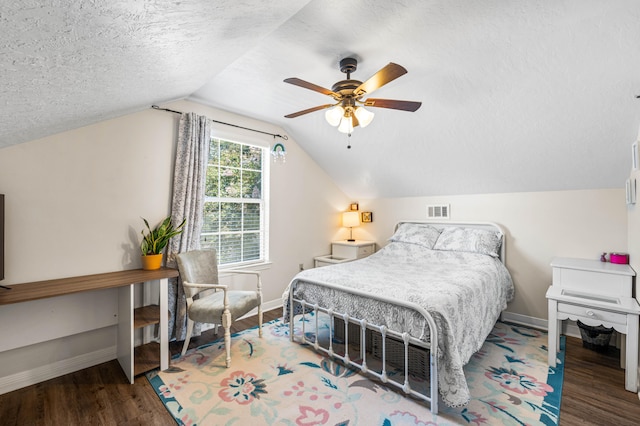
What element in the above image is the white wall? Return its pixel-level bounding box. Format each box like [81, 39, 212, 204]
[0, 100, 350, 391]
[357, 189, 627, 321]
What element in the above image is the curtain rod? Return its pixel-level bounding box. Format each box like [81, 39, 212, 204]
[151, 105, 288, 140]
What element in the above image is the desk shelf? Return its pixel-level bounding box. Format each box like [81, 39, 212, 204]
[0, 268, 178, 385]
[134, 304, 160, 329]
[134, 342, 161, 376]
[132, 304, 168, 376]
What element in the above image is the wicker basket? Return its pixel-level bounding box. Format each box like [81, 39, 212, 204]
[333, 317, 429, 378]
[577, 320, 614, 353]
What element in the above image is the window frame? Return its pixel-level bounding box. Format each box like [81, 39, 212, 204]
[200, 136, 270, 268]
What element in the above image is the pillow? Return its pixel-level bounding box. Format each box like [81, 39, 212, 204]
[388, 223, 442, 249]
[433, 227, 502, 258]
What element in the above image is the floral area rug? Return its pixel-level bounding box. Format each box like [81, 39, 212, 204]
[147, 315, 565, 425]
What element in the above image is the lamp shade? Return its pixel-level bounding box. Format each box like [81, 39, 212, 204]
[337, 115, 354, 134]
[325, 106, 344, 127]
[342, 211, 360, 228]
[354, 107, 375, 127]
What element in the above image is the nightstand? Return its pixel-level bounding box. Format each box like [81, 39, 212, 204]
[314, 240, 376, 268]
[546, 257, 640, 392]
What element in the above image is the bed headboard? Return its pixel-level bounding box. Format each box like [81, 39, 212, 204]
[394, 220, 507, 264]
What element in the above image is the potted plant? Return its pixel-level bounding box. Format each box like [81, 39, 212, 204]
[140, 215, 186, 270]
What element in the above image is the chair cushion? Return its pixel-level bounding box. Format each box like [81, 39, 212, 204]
[188, 290, 260, 324]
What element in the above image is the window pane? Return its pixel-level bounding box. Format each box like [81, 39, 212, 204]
[220, 167, 240, 198]
[220, 233, 242, 264]
[242, 145, 262, 170]
[200, 233, 218, 251]
[220, 140, 241, 167]
[202, 202, 219, 233]
[220, 202, 242, 232]
[243, 203, 261, 231]
[205, 165, 219, 197]
[209, 139, 219, 165]
[242, 170, 261, 199]
[243, 232, 261, 261]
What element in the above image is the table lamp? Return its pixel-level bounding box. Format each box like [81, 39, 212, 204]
[342, 211, 360, 242]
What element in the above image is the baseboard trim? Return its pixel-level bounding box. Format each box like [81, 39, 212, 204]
[237, 298, 282, 321]
[501, 311, 594, 339]
[501, 311, 547, 330]
[0, 346, 116, 395]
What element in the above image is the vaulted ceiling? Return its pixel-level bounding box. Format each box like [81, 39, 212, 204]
[2, 1, 640, 198]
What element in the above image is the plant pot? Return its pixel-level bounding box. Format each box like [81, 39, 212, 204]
[141, 254, 163, 270]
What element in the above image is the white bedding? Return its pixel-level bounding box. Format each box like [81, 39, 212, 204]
[283, 240, 514, 407]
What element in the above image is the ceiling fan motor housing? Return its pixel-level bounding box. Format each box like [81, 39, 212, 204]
[339, 57, 358, 75]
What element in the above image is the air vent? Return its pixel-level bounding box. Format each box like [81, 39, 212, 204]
[427, 204, 450, 219]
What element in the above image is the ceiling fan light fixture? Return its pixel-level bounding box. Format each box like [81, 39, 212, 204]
[337, 115, 353, 134]
[354, 106, 374, 128]
[325, 105, 344, 126]
[284, 57, 421, 140]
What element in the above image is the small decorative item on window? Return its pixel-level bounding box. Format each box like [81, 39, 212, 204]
[271, 143, 286, 163]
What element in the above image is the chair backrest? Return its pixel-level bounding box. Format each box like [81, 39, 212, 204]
[175, 250, 219, 299]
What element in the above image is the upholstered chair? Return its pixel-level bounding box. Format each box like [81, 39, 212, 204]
[175, 249, 262, 367]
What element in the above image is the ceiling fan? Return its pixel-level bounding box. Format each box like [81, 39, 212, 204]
[283, 57, 422, 135]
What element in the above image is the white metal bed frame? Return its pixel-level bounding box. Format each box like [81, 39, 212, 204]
[287, 221, 507, 415]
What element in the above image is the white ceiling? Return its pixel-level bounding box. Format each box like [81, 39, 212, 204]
[2, 0, 640, 199]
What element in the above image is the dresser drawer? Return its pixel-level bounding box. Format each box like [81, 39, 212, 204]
[331, 241, 375, 260]
[557, 302, 626, 326]
[356, 244, 374, 257]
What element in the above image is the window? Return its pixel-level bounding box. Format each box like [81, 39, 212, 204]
[200, 138, 268, 266]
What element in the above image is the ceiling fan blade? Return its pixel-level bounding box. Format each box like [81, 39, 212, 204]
[284, 78, 338, 97]
[353, 63, 408, 96]
[362, 98, 422, 112]
[284, 104, 334, 118]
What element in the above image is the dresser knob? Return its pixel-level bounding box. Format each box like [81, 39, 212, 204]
[586, 310, 595, 316]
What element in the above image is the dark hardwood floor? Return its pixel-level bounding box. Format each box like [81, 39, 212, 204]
[1, 310, 638, 425]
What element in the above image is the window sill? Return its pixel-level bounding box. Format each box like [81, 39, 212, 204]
[219, 261, 272, 276]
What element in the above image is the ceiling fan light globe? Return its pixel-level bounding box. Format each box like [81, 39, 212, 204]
[354, 107, 374, 127]
[325, 106, 344, 126]
[338, 116, 353, 134]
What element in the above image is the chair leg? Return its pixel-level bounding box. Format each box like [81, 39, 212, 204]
[181, 318, 195, 356]
[222, 309, 232, 367]
[258, 304, 263, 338]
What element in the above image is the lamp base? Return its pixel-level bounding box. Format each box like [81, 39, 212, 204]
[347, 239, 355, 242]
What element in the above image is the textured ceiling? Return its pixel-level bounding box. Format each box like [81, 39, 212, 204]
[2, 0, 640, 199]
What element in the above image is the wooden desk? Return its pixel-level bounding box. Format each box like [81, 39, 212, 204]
[0, 268, 178, 383]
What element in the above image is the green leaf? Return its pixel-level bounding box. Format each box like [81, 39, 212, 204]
[139, 215, 187, 255]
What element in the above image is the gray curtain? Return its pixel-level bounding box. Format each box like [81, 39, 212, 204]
[167, 112, 211, 341]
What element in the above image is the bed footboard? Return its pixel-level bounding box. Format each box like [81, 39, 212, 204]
[288, 280, 440, 414]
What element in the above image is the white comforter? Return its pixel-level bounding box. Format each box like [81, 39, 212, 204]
[283, 241, 514, 407]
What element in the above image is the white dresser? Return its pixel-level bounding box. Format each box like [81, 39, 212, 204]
[546, 257, 640, 392]
[314, 240, 375, 267]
